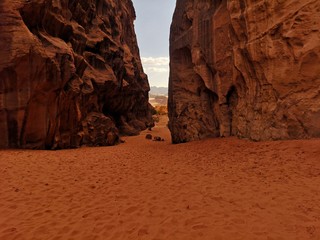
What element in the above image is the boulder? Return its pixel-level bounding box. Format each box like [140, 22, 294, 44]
[145, 134, 152, 140]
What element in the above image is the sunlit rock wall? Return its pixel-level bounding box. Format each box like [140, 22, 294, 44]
[169, 0, 320, 143]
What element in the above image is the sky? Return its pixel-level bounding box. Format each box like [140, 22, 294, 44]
[131, 0, 176, 87]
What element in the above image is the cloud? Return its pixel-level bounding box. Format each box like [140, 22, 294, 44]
[147, 71, 169, 87]
[140, 57, 169, 87]
[141, 57, 169, 73]
[145, 67, 168, 73]
[141, 57, 169, 66]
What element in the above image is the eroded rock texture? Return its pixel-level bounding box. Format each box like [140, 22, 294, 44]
[169, 0, 320, 143]
[0, 0, 153, 149]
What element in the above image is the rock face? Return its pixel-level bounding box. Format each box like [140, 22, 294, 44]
[0, 0, 153, 149]
[169, 0, 320, 143]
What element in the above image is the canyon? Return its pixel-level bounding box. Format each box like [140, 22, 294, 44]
[169, 0, 320, 143]
[1, 1, 320, 239]
[0, 0, 153, 149]
[1, 0, 319, 148]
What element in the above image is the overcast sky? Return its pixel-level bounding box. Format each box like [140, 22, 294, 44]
[131, 0, 176, 87]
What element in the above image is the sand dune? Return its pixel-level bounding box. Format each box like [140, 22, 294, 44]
[0, 116, 320, 240]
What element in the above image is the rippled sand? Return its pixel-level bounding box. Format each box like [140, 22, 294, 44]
[1, 116, 320, 240]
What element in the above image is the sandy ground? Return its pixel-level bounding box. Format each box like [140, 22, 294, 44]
[0, 116, 320, 240]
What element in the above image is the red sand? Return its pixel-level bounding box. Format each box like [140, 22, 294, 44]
[1, 117, 320, 240]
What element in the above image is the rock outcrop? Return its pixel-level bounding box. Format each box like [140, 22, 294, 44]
[0, 0, 153, 149]
[169, 0, 320, 143]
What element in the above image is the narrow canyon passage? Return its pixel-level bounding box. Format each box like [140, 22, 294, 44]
[0, 117, 320, 240]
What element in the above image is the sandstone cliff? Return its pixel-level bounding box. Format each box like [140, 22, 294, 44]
[0, 0, 153, 149]
[169, 0, 320, 143]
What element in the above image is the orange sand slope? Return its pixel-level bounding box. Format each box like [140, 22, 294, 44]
[1, 117, 320, 240]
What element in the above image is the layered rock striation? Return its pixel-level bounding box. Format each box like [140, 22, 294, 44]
[0, 0, 153, 149]
[169, 0, 320, 143]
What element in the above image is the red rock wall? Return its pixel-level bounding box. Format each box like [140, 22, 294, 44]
[0, 0, 153, 149]
[169, 0, 320, 143]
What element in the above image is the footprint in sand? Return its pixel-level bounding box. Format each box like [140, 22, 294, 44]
[125, 206, 139, 214]
[192, 223, 208, 230]
[138, 227, 149, 236]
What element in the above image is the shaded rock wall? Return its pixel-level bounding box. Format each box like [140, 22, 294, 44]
[169, 0, 320, 143]
[0, 0, 153, 149]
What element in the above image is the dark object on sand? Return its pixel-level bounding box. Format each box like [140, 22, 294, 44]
[146, 134, 152, 140]
[153, 136, 164, 141]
